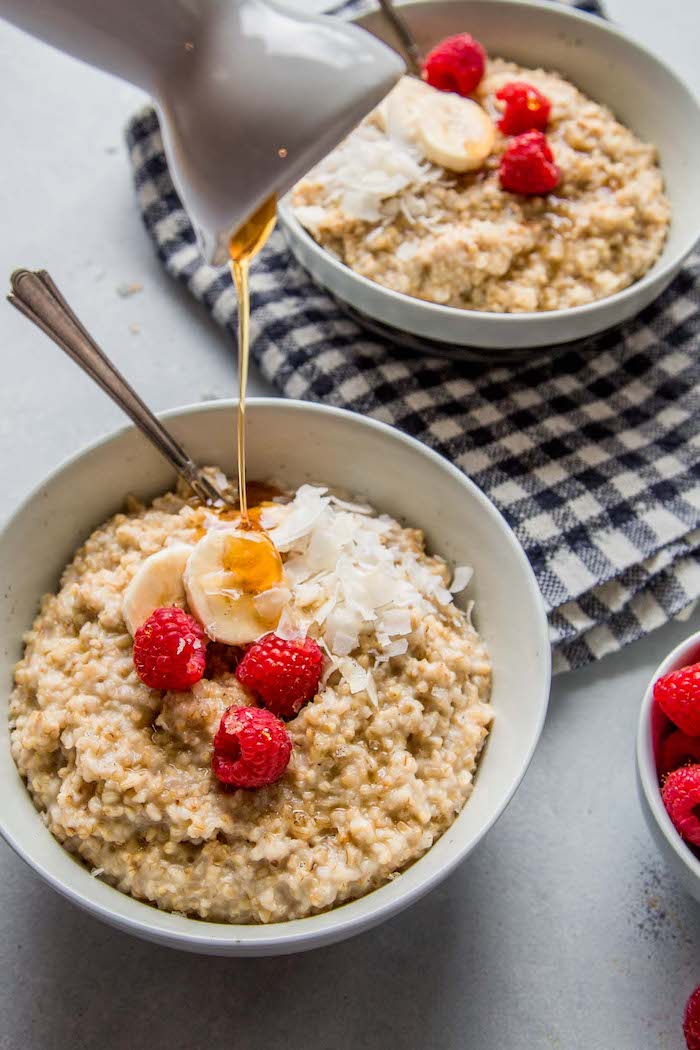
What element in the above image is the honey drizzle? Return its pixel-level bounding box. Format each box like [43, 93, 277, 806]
[229, 195, 277, 524]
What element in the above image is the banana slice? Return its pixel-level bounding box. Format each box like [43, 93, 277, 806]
[415, 91, 495, 172]
[377, 75, 494, 173]
[122, 543, 193, 635]
[377, 76, 436, 142]
[184, 528, 290, 645]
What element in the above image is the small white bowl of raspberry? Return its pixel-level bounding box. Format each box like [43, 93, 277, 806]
[637, 630, 700, 905]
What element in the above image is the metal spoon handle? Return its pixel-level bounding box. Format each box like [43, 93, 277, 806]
[8, 269, 227, 506]
[377, 0, 422, 77]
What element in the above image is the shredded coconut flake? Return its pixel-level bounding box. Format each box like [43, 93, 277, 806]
[338, 659, 369, 694]
[265, 485, 328, 550]
[329, 494, 374, 515]
[263, 487, 470, 684]
[292, 122, 441, 229]
[378, 608, 412, 637]
[382, 638, 409, 660]
[396, 241, 419, 261]
[450, 565, 473, 593]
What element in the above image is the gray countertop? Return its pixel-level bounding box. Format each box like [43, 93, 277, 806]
[1, 2, 699, 1047]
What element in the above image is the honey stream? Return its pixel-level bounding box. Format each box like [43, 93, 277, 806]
[229, 195, 277, 524]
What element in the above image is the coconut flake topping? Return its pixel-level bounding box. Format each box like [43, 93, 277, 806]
[292, 120, 442, 228]
[256, 486, 473, 699]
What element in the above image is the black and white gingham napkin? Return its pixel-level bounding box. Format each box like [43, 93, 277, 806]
[125, 0, 700, 673]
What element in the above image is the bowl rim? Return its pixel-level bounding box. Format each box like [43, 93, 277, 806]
[0, 397, 551, 951]
[636, 629, 700, 884]
[278, 0, 700, 327]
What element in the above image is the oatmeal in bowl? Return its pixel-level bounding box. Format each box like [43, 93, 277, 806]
[279, 0, 700, 351]
[10, 478, 492, 924]
[291, 47, 670, 314]
[0, 400, 549, 952]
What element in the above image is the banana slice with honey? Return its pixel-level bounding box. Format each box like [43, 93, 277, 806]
[415, 90, 495, 172]
[380, 76, 494, 173]
[123, 543, 193, 635]
[184, 528, 290, 646]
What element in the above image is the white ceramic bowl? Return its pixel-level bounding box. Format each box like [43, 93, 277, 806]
[0, 400, 550, 954]
[636, 630, 700, 905]
[278, 0, 700, 353]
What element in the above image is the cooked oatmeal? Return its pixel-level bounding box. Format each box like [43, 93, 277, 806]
[10, 480, 492, 924]
[291, 60, 671, 313]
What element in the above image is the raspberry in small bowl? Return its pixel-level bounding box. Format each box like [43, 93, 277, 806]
[637, 630, 700, 905]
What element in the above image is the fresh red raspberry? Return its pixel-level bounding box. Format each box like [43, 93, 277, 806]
[654, 663, 700, 736]
[496, 81, 551, 135]
[499, 130, 560, 195]
[685, 987, 700, 1050]
[422, 33, 486, 97]
[212, 705, 291, 788]
[133, 607, 207, 690]
[236, 633, 324, 718]
[662, 765, 700, 847]
[658, 730, 700, 779]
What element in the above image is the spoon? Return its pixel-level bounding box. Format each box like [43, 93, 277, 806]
[7, 268, 231, 507]
[377, 0, 422, 78]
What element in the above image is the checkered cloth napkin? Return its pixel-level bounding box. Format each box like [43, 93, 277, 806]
[125, 0, 700, 673]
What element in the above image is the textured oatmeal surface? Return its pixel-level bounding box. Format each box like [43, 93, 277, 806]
[10, 484, 492, 924]
[292, 60, 670, 313]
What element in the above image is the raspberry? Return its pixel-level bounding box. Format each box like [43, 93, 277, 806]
[658, 730, 700, 779]
[133, 607, 207, 690]
[236, 633, 324, 718]
[496, 81, 551, 135]
[661, 765, 700, 847]
[212, 705, 291, 788]
[654, 663, 700, 736]
[422, 33, 486, 97]
[499, 130, 560, 195]
[685, 987, 700, 1050]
